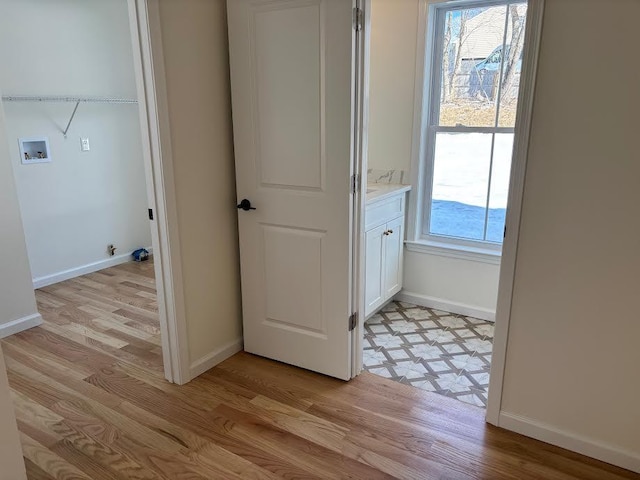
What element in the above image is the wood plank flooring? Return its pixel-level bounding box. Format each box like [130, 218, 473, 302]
[2, 261, 638, 479]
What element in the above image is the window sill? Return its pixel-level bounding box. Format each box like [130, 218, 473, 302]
[405, 240, 502, 265]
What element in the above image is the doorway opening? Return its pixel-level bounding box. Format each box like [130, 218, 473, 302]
[0, 0, 168, 380]
[361, 0, 530, 408]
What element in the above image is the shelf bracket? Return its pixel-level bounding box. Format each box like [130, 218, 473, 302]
[62, 101, 80, 138]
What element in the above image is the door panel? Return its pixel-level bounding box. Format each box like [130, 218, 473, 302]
[263, 225, 324, 334]
[364, 224, 385, 317]
[383, 216, 404, 298]
[254, 4, 323, 190]
[227, 0, 355, 380]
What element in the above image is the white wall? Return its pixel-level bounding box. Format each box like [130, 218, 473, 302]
[0, 87, 34, 475]
[368, 0, 418, 173]
[0, 93, 42, 337]
[401, 251, 499, 320]
[368, 0, 500, 317]
[499, 0, 640, 469]
[155, 0, 243, 370]
[0, 0, 151, 284]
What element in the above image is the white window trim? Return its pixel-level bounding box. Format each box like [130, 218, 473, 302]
[407, 0, 526, 260]
[405, 239, 501, 265]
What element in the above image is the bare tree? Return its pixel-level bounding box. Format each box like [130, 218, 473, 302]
[449, 10, 469, 101]
[442, 10, 470, 103]
[500, 5, 526, 104]
[442, 12, 453, 102]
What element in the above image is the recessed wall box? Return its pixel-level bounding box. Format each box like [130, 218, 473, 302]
[19, 137, 51, 164]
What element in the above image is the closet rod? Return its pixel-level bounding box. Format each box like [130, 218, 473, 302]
[1, 95, 138, 104]
[1, 95, 139, 137]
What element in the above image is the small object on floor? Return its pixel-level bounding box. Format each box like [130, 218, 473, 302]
[132, 248, 150, 262]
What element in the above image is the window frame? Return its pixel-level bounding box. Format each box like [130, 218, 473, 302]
[417, 0, 526, 254]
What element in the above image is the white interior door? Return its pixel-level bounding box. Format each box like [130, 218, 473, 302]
[227, 0, 357, 380]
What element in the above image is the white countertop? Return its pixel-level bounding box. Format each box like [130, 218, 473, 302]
[366, 184, 411, 204]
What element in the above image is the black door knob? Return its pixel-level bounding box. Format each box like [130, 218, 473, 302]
[237, 199, 256, 211]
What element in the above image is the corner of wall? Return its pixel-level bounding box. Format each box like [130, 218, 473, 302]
[0, 312, 43, 340]
[0, 91, 40, 332]
[188, 336, 244, 380]
[498, 411, 640, 474]
[154, 0, 243, 381]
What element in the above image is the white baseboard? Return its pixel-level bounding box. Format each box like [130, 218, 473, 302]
[499, 412, 640, 474]
[395, 291, 495, 322]
[32, 247, 154, 289]
[0, 313, 43, 339]
[189, 337, 243, 380]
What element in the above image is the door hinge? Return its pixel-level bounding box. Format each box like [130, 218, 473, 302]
[148, 208, 154, 221]
[353, 7, 363, 31]
[351, 173, 360, 194]
[349, 312, 358, 331]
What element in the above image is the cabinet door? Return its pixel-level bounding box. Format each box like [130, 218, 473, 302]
[383, 216, 404, 299]
[364, 224, 386, 317]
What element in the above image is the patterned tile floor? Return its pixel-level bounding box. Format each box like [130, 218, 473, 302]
[363, 301, 494, 407]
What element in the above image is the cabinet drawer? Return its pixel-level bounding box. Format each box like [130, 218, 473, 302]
[365, 195, 405, 231]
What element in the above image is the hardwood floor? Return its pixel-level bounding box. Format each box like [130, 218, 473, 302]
[2, 262, 638, 479]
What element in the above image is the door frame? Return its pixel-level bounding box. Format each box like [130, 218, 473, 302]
[352, 0, 546, 422]
[351, 0, 371, 378]
[485, 0, 545, 424]
[127, 0, 191, 384]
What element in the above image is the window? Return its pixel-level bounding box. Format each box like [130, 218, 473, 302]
[421, 1, 528, 249]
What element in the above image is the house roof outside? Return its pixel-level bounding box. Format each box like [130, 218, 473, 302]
[458, 4, 527, 60]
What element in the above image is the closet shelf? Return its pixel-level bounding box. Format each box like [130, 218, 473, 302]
[1, 95, 137, 104]
[1, 95, 139, 137]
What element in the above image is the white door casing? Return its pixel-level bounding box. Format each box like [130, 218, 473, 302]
[127, 0, 191, 384]
[227, 0, 357, 380]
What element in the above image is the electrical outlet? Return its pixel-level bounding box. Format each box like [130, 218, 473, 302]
[80, 137, 90, 151]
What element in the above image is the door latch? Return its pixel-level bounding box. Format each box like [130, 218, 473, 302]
[349, 312, 357, 331]
[237, 199, 256, 211]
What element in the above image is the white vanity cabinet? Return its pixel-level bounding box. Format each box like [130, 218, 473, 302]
[364, 186, 409, 317]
